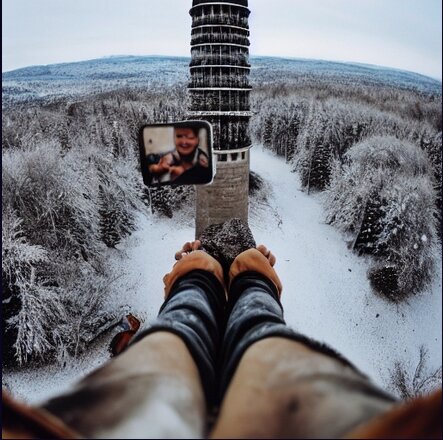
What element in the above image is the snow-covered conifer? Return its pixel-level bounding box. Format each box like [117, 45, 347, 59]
[325, 135, 437, 298]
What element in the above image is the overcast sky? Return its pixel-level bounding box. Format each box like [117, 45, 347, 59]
[2, 0, 442, 79]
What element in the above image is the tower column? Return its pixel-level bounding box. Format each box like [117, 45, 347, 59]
[196, 152, 249, 237]
[188, 0, 252, 237]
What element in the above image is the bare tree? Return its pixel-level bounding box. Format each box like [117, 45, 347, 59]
[390, 345, 442, 399]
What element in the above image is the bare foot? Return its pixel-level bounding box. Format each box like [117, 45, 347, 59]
[174, 240, 202, 261]
[256, 245, 276, 267]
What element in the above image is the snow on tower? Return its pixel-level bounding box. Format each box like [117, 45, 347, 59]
[188, 0, 252, 237]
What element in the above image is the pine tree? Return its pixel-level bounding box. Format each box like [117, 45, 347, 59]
[111, 121, 120, 158]
[286, 115, 300, 162]
[306, 142, 333, 193]
[98, 185, 120, 248]
[368, 264, 400, 300]
[57, 122, 70, 153]
[263, 117, 273, 149]
[353, 192, 386, 255]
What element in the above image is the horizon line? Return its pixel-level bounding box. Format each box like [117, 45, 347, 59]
[2, 54, 442, 82]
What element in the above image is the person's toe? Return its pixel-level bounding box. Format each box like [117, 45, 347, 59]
[256, 245, 276, 266]
[175, 241, 202, 260]
[191, 240, 202, 251]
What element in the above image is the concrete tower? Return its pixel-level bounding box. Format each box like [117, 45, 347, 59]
[188, 0, 252, 237]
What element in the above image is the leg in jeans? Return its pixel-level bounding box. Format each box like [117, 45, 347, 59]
[211, 247, 396, 439]
[41, 244, 226, 439]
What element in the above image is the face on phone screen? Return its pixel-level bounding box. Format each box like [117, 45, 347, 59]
[139, 121, 214, 186]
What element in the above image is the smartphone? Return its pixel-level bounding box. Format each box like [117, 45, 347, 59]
[138, 120, 215, 186]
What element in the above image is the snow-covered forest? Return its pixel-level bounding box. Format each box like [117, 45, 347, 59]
[2, 56, 442, 396]
[250, 80, 441, 300]
[2, 85, 189, 366]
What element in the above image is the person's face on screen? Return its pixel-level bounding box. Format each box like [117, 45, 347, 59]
[175, 128, 199, 156]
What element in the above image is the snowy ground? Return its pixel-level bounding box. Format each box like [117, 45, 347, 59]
[4, 147, 442, 404]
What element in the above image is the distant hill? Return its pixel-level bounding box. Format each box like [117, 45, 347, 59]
[252, 56, 441, 93]
[2, 55, 441, 107]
